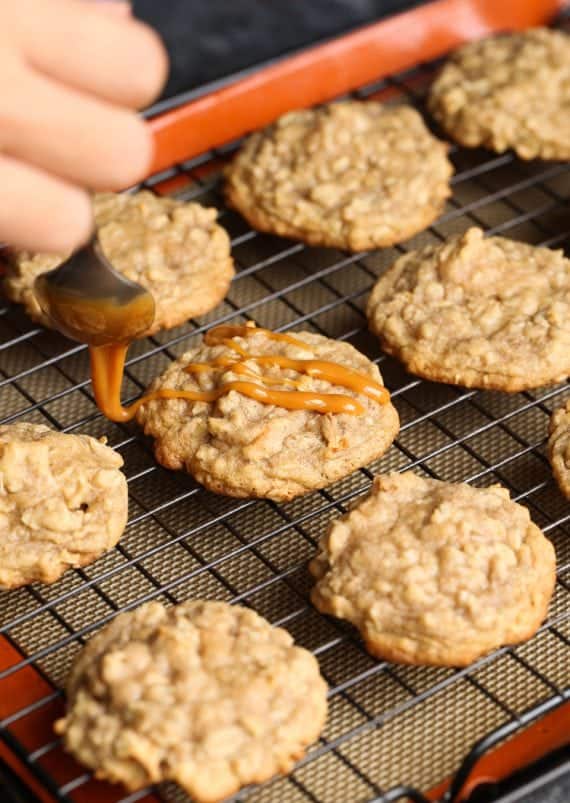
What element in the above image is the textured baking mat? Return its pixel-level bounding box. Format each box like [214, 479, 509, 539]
[0, 22, 569, 803]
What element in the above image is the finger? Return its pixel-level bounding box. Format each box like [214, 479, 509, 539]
[18, 0, 167, 109]
[0, 64, 154, 191]
[0, 155, 93, 253]
[90, 1, 132, 17]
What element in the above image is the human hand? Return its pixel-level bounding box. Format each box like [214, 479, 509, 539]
[0, 0, 167, 253]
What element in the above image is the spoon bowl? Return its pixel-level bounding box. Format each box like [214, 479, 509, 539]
[34, 235, 155, 346]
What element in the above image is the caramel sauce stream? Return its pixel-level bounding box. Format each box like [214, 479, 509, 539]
[90, 323, 390, 423]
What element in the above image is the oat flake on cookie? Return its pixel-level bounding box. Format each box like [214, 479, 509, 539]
[367, 227, 570, 392]
[136, 327, 399, 500]
[225, 100, 453, 251]
[549, 399, 570, 499]
[429, 27, 570, 160]
[56, 600, 328, 802]
[0, 423, 127, 589]
[310, 472, 556, 667]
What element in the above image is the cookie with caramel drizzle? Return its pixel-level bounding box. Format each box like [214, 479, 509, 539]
[131, 323, 399, 500]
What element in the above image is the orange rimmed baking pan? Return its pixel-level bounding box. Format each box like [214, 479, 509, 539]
[1, 0, 569, 802]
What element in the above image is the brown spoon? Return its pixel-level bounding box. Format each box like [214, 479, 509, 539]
[33, 234, 155, 346]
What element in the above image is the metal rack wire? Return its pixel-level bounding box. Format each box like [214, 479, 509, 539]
[0, 22, 569, 803]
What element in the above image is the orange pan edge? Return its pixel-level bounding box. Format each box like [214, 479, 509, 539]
[148, 0, 566, 174]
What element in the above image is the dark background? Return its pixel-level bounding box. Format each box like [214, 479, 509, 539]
[133, 0, 424, 100]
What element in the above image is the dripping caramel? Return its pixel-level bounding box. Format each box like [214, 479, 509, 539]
[90, 323, 390, 423]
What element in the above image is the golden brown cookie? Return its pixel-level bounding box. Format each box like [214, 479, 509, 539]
[3, 191, 234, 335]
[310, 472, 556, 667]
[225, 101, 453, 251]
[55, 600, 328, 802]
[136, 325, 399, 500]
[366, 227, 570, 391]
[548, 399, 570, 499]
[429, 28, 570, 160]
[0, 423, 127, 588]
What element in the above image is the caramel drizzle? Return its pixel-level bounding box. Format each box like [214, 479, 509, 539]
[90, 323, 390, 423]
[203, 324, 307, 350]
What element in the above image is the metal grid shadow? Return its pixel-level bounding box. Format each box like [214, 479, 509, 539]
[0, 19, 569, 803]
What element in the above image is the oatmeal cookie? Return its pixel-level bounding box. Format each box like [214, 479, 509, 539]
[549, 399, 570, 499]
[55, 600, 328, 802]
[310, 472, 556, 666]
[0, 423, 127, 589]
[429, 28, 570, 160]
[136, 326, 399, 500]
[3, 191, 234, 335]
[225, 101, 453, 251]
[366, 227, 570, 391]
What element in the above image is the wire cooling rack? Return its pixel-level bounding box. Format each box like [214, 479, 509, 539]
[1, 22, 570, 803]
